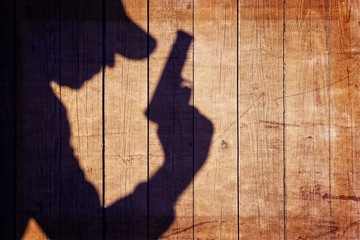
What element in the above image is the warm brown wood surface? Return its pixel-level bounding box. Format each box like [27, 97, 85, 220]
[285, 1, 331, 238]
[194, 0, 238, 239]
[5, 0, 360, 239]
[239, 0, 284, 239]
[329, 0, 360, 238]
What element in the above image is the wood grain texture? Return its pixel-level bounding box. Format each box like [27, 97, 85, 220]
[194, 0, 238, 238]
[59, 0, 103, 238]
[239, 0, 284, 239]
[285, 0, 332, 239]
[329, 0, 360, 238]
[8, 0, 360, 239]
[149, 0, 194, 239]
[16, 1, 61, 238]
[105, 0, 149, 238]
[15, 0, 62, 238]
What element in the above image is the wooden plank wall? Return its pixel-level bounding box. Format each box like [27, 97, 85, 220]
[194, 0, 238, 238]
[3, 0, 360, 239]
[285, 1, 331, 238]
[239, 0, 284, 239]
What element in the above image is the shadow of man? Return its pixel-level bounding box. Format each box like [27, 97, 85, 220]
[16, 0, 213, 239]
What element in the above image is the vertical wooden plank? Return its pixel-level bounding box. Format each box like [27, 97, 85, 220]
[194, 0, 238, 238]
[0, 0, 16, 238]
[58, 0, 103, 238]
[285, 1, 332, 238]
[329, 0, 360, 238]
[15, 0, 63, 238]
[16, 0, 61, 238]
[105, 0, 150, 238]
[238, 0, 284, 239]
[148, 1, 194, 239]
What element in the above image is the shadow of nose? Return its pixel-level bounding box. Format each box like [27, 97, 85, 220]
[106, 0, 157, 61]
[148, 34, 156, 56]
[120, 19, 156, 60]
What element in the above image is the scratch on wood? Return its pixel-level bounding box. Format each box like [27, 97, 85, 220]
[298, 221, 360, 240]
[240, 92, 265, 119]
[322, 193, 360, 202]
[272, 73, 358, 102]
[161, 221, 217, 238]
[259, 120, 355, 129]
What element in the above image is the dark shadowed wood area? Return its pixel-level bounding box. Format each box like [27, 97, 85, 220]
[1, 0, 360, 239]
[0, 0, 16, 238]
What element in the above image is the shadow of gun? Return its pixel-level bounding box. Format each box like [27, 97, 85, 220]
[143, 31, 214, 238]
[146, 31, 193, 124]
[107, 30, 213, 239]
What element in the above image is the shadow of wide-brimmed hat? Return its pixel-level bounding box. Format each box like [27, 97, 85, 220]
[23, 0, 156, 61]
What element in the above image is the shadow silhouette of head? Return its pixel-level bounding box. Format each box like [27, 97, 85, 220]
[26, 0, 156, 88]
[16, 0, 158, 238]
[16, 0, 213, 238]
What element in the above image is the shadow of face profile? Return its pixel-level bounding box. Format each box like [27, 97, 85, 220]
[15, 0, 157, 238]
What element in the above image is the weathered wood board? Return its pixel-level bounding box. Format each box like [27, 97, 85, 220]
[285, 1, 331, 238]
[104, 0, 148, 238]
[329, 0, 360, 238]
[239, 0, 284, 239]
[149, 1, 194, 239]
[194, 0, 238, 238]
[4, 0, 360, 239]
